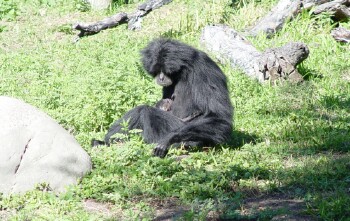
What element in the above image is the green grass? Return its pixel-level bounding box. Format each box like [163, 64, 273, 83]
[0, 0, 350, 220]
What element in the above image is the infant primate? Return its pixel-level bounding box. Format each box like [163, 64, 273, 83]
[155, 99, 201, 122]
[155, 98, 173, 112]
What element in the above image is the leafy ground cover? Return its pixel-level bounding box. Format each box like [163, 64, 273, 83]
[0, 0, 349, 220]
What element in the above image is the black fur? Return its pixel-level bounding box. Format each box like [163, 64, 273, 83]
[95, 38, 233, 157]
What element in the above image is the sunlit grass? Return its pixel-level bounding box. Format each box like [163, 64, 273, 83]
[0, 0, 349, 220]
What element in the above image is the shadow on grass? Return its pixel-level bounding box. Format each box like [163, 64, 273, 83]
[228, 130, 259, 148]
[320, 95, 350, 110]
[277, 106, 350, 153]
[298, 65, 324, 81]
[255, 82, 350, 154]
[210, 83, 350, 220]
[212, 154, 350, 220]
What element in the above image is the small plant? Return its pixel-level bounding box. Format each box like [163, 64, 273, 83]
[75, 0, 90, 12]
[0, 25, 7, 32]
[0, 0, 19, 21]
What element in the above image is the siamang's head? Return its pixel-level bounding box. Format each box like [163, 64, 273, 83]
[141, 38, 197, 87]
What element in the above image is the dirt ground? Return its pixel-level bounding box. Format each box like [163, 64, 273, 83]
[82, 192, 317, 220]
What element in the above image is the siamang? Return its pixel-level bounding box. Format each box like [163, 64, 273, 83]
[93, 38, 233, 158]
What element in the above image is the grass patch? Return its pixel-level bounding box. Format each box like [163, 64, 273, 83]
[0, 0, 349, 219]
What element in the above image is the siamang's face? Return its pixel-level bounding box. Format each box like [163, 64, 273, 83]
[156, 72, 173, 87]
[142, 38, 190, 87]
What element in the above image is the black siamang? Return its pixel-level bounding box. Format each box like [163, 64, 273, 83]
[93, 38, 233, 158]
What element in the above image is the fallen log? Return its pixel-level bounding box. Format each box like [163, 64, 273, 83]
[201, 25, 309, 83]
[249, 0, 302, 37]
[73, 12, 128, 38]
[331, 27, 350, 43]
[73, 0, 173, 39]
[302, 0, 332, 10]
[248, 0, 350, 36]
[312, 0, 350, 21]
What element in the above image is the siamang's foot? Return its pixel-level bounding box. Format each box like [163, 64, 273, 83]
[92, 137, 124, 147]
[153, 144, 169, 158]
[109, 137, 124, 145]
[91, 139, 106, 147]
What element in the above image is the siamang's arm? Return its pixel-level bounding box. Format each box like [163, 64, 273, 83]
[181, 111, 202, 122]
[153, 117, 231, 157]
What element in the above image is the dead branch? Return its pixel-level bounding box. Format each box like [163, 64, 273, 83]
[312, 0, 350, 21]
[73, 12, 128, 38]
[201, 25, 309, 83]
[249, 0, 302, 37]
[331, 27, 350, 43]
[128, 0, 173, 30]
[73, 0, 173, 39]
[304, 0, 350, 9]
[248, 0, 350, 36]
[302, 0, 336, 10]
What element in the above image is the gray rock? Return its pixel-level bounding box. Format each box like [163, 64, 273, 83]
[0, 96, 92, 194]
[87, 0, 111, 10]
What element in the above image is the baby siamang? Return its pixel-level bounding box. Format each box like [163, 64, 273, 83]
[93, 38, 233, 158]
[155, 98, 173, 112]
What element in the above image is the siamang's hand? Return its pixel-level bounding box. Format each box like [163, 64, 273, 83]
[153, 143, 169, 158]
[91, 139, 106, 147]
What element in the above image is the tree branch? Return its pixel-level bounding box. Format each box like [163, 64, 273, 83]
[249, 0, 302, 37]
[312, 0, 350, 21]
[331, 27, 350, 43]
[73, 0, 173, 39]
[248, 0, 350, 37]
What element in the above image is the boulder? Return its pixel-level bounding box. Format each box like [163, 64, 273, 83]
[0, 96, 92, 194]
[87, 0, 112, 10]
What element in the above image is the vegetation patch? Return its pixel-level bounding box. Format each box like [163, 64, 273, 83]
[0, 0, 349, 220]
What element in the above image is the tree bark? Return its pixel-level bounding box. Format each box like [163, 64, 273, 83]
[128, 0, 173, 30]
[331, 27, 350, 43]
[249, 0, 302, 37]
[201, 25, 309, 83]
[303, 0, 349, 9]
[73, 12, 128, 38]
[312, 0, 350, 21]
[248, 0, 350, 37]
[303, 0, 333, 9]
[73, 0, 173, 39]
